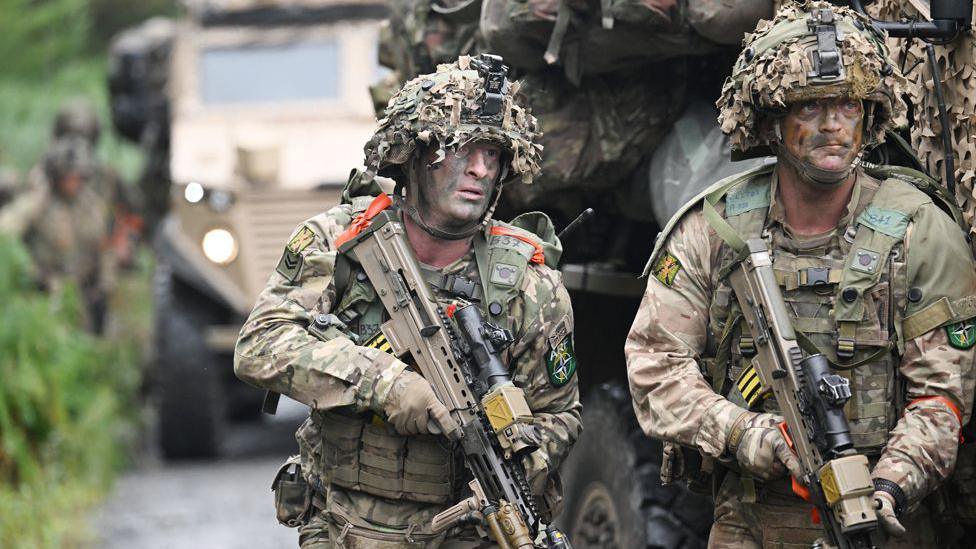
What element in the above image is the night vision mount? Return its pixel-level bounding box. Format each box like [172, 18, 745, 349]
[470, 53, 509, 117]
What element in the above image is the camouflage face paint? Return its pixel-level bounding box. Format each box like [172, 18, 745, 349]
[411, 141, 500, 233]
[781, 97, 865, 177]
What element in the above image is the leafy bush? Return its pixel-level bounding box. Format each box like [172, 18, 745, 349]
[0, 236, 142, 547]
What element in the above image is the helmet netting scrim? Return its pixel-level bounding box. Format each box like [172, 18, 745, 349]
[364, 55, 542, 185]
[717, 1, 908, 153]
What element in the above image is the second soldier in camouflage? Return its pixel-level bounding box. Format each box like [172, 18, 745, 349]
[626, 3, 976, 547]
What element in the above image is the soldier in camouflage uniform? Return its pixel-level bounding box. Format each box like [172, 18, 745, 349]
[235, 55, 581, 548]
[625, 3, 976, 547]
[0, 138, 116, 333]
[52, 98, 142, 266]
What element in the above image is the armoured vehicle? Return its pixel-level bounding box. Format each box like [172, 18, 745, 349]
[377, 0, 975, 547]
[108, 0, 389, 458]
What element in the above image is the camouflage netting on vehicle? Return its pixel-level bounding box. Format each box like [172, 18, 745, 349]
[870, 0, 976, 237]
[364, 55, 543, 184]
[480, 0, 772, 77]
[502, 65, 685, 212]
[718, 1, 908, 153]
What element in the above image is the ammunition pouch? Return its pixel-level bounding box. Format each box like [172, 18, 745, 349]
[272, 455, 312, 528]
[317, 491, 448, 548]
[319, 411, 455, 504]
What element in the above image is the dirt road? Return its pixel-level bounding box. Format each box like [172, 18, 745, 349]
[94, 399, 307, 548]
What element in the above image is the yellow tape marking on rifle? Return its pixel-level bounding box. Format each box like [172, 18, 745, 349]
[736, 363, 766, 408]
[364, 331, 394, 354]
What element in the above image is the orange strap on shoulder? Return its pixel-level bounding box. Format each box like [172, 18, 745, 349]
[489, 226, 545, 264]
[334, 193, 393, 248]
[909, 395, 965, 442]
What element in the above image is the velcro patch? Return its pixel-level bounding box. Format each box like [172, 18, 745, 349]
[857, 206, 909, 239]
[546, 334, 577, 387]
[652, 251, 683, 287]
[725, 184, 770, 217]
[946, 320, 976, 350]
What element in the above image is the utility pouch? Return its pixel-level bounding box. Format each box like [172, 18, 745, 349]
[272, 455, 311, 528]
[660, 441, 713, 496]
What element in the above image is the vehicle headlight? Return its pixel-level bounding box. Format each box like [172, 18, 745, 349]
[184, 182, 205, 203]
[202, 228, 238, 265]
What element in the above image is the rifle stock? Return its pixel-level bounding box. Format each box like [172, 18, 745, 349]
[729, 239, 883, 549]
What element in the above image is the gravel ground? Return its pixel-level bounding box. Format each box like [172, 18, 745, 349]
[93, 399, 307, 549]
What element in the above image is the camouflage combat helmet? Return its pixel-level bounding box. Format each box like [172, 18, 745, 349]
[53, 98, 102, 145]
[364, 54, 542, 186]
[718, 1, 908, 155]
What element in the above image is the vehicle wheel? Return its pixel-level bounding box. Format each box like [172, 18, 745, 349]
[154, 268, 225, 459]
[558, 382, 712, 549]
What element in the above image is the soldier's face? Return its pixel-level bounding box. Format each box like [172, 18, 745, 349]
[414, 141, 501, 231]
[56, 172, 84, 199]
[781, 97, 864, 173]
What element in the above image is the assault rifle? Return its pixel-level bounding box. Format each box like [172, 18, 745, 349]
[728, 239, 884, 549]
[338, 210, 572, 549]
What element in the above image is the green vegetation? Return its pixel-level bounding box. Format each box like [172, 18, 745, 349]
[0, 0, 177, 178]
[0, 235, 149, 547]
[0, 1, 171, 546]
[0, 59, 143, 180]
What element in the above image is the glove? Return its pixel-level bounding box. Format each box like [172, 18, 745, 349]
[382, 369, 460, 439]
[874, 490, 906, 538]
[521, 449, 550, 497]
[727, 412, 803, 482]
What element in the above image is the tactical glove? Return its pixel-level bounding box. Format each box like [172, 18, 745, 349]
[382, 369, 461, 439]
[727, 412, 803, 482]
[873, 490, 906, 538]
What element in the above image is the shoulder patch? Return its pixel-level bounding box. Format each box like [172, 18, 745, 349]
[287, 225, 316, 253]
[546, 333, 576, 387]
[276, 249, 303, 282]
[652, 251, 683, 287]
[946, 320, 976, 350]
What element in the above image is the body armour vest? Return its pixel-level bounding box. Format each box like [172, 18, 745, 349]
[692, 166, 941, 454]
[296, 194, 560, 505]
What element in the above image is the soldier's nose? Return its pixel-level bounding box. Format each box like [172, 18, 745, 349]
[465, 150, 490, 179]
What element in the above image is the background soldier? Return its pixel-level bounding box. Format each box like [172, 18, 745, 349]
[235, 56, 581, 547]
[0, 137, 116, 333]
[52, 98, 142, 267]
[626, 3, 976, 547]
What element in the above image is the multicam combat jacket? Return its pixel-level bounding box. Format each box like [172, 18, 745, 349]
[235, 189, 581, 530]
[626, 164, 976, 510]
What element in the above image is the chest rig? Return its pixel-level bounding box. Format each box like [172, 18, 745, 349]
[682, 165, 942, 453]
[301, 190, 560, 506]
